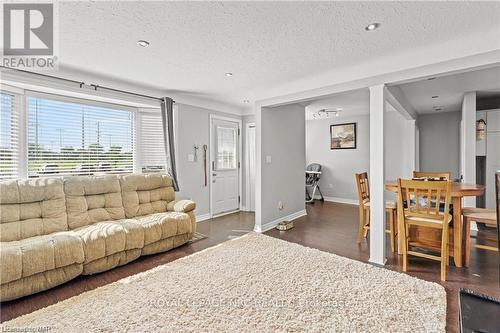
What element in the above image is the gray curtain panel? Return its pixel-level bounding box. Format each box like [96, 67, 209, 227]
[161, 97, 179, 191]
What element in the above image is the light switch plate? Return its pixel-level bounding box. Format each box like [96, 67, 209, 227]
[265, 155, 272, 164]
[187, 154, 195, 162]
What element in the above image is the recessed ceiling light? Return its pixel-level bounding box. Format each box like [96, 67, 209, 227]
[427, 77, 436, 80]
[432, 95, 439, 99]
[137, 40, 150, 47]
[434, 108, 442, 111]
[365, 23, 380, 31]
[225, 72, 233, 77]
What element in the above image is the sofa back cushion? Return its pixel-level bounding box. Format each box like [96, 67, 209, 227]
[64, 175, 125, 229]
[120, 174, 175, 218]
[0, 178, 67, 242]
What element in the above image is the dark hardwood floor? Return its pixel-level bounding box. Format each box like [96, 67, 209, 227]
[1, 202, 498, 333]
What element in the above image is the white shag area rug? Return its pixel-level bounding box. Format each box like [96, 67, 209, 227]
[2, 233, 446, 332]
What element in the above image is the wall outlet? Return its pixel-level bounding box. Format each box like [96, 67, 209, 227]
[278, 201, 284, 210]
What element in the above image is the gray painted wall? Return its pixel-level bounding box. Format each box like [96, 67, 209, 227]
[306, 115, 369, 202]
[260, 104, 305, 225]
[418, 111, 461, 180]
[175, 103, 241, 217]
[385, 110, 415, 181]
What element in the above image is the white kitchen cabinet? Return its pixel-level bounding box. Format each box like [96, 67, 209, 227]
[485, 131, 500, 208]
[487, 109, 500, 132]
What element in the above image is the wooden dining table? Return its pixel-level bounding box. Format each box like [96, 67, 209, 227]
[385, 181, 485, 267]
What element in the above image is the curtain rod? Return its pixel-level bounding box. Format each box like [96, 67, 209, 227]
[0, 66, 169, 103]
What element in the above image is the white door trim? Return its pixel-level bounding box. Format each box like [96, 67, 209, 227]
[209, 114, 243, 217]
[244, 122, 256, 211]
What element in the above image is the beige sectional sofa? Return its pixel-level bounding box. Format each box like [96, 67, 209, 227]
[0, 174, 196, 301]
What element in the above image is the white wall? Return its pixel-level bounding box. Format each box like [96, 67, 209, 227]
[305, 115, 369, 202]
[385, 108, 415, 182]
[175, 103, 241, 217]
[305, 108, 416, 204]
[418, 111, 461, 180]
[257, 104, 305, 231]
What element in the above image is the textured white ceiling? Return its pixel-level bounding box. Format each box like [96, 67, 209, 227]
[56, 1, 500, 110]
[396, 66, 500, 114]
[305, 89, 369, 120]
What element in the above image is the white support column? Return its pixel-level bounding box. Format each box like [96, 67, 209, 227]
[369, 84, 387, 265]
[405, 119, 417, 177]
[461, 92, 476, 207]
[415, 126, 420, 170]
[254, 103, 263, 232]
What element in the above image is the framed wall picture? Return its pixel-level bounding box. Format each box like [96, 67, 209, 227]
[330, 122, 357, 149]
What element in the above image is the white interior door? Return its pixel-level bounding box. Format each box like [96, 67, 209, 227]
[211, 118, 240, 216]
[248, 125, 256, 211]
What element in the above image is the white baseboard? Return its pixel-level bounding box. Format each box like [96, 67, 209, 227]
[195, 213, 211, 223]
[323, 196, 358, 205]
[254, 209, 307, 233]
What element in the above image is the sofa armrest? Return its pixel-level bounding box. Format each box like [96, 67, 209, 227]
[167, 200, 196, 213]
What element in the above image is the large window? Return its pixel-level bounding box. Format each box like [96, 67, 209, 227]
[27, 96, 135, 177]
[0, 92, 20, 179]
[0, 88, 170, 180]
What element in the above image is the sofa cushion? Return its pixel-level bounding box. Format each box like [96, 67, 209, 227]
[120, 174, 175, 218]
[73, 219, 144, 264]
[167, 200, 196, 213]
[64, 175, 125, 229]
[73, 222, 124, 263]
[116, 219, 145, 250]
[0, 231, 84, 285]
[134, 212, 192, 246]
[0, 178, 68, 242]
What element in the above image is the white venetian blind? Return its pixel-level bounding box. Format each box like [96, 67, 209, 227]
[0, 92, 20, 179]
[27, 95, 135, 177]
[139, 111, 166, 172]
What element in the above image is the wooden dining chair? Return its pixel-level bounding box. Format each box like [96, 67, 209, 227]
[413, 171, 453, 210]
[355, 172, 397, 252]
[413, 171, 452, 180]
[397, 178, 452, 281]
[463, 208, 498, 266]
[462, 172, 499, 267]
